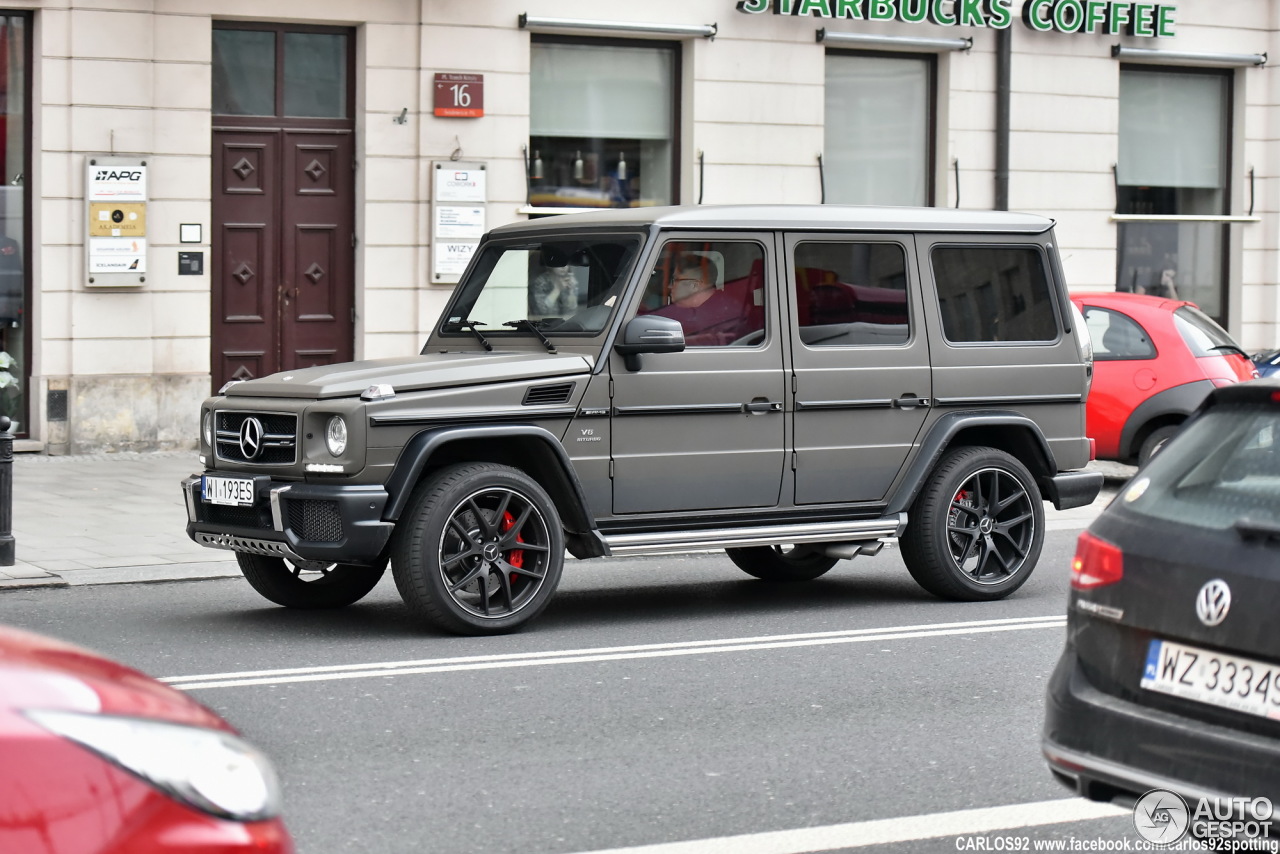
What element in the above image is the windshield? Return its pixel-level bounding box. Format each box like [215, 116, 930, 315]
[1119, 403, 1280, 531]
[441, 235, 642, 338]
[1174, 305, 1241, 357]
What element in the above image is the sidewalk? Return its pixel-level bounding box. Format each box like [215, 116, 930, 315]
[0, 451, 1132, 590]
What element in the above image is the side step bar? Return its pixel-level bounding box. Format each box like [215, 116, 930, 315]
[601, 513, 907, 557]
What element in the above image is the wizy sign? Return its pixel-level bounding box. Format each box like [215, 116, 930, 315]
[735, 0, 1177, 37]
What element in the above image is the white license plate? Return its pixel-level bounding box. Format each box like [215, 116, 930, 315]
[202, 476, 255, 507]
[1141, 639, 1280, 721]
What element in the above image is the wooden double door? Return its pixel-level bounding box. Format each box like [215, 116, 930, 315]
[210, 23, 355, 390]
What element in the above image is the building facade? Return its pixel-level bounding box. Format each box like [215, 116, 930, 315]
[0, 0, 1275, 451]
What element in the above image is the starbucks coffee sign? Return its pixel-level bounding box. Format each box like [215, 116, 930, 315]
[735, 0, 1177, 37]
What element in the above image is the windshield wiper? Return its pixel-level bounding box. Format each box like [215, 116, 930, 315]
[1233, 518, 1280, 544]
[1210, 343, 1249, 358]
[445, 319, 492, 351]
[503, 319, 557, 353]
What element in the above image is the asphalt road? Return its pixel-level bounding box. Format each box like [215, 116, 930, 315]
[0, 529, 1147, 854]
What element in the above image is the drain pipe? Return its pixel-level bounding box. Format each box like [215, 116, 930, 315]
[995, 26, 1011, 211]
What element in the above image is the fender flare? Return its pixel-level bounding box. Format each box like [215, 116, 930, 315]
[886, 411, 1057, 515]
[382, 424, 604, 556]
[1118, 379, 1215, 460]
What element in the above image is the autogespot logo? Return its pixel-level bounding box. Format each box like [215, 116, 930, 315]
[1134, 788, 1190, 844]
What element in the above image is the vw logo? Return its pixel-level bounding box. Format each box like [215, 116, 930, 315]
[1196, 579, 1232, 627]
[239, 417, 264, 460]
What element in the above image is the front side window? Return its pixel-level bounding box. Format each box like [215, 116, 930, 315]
[1116, 67, 1230, 321]
[529, 39, 677, 210]
[638, 241, 766, 347]
[824, 52, 932, 206]
[1082, 306, 1156, 361]
[793, 242, 909, 347]
[932, 246, 1057, 343]
[441, 236, 641, 338]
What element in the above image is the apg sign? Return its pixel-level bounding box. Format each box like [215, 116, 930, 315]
[735, 0, 1177, 37]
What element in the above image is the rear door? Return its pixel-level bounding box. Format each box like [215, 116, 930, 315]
[784, 233, 931, 504]
[609, 234, 785, 514]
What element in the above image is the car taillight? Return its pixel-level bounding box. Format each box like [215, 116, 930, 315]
[1070, 531, 1123, 589]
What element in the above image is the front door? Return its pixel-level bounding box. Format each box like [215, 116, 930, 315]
[610, 235, 786, 514]
[210, 24, 355, 389]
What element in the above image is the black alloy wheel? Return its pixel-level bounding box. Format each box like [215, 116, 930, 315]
[725, 544, 839, 581]
[236, 553, 386, 609]
[392, 463, 564, 635]
[901, 446, 1044, 601]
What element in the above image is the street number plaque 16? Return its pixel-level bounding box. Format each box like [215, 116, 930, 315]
[434, 73, 484, 118]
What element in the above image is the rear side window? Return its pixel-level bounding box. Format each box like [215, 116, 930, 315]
[1082, 306, 1156, 361]
[932, 246, 1057, 343]
[792, 242, 909, 347]
[1122, 404, 1280, 531]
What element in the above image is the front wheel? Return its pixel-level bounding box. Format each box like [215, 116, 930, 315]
[725, 545, 838, 582]
[236, 553, 386, 609]
[391, 463, 564, 635]
[900, 447, 1044, 601]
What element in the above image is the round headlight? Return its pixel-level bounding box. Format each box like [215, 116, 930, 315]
[325, 416, 347, 457]
[202, 411, 213, 448]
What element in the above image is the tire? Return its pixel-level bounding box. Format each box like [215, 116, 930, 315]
[391, 463, 564, 635]
[1138, 424, 1180, 466]
[899, 446, 1045, 602]
[236, 553, 386, 609]
[725, 545, 839, 582]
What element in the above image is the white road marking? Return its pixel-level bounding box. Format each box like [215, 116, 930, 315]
[163, 615, 1065, 691]
[561, 797, 1127, 854]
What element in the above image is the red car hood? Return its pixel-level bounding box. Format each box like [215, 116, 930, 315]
[0, 625, 229, 730]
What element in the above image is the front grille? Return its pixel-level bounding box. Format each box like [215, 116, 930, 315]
[523, 382, 575, 406]
[196, 501, 274, 530]
[215, 411, 298, 465]
[288, 499, 343, 543]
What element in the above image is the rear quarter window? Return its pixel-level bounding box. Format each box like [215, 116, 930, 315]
[932, 245, 1057, 343]
[1121, 404, 1280, 531]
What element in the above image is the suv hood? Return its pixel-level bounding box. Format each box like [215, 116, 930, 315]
[225, 352, 594, 400]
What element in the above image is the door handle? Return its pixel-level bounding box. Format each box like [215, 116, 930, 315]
[893, 395, 931, 410]
[745, 399, 782, 414]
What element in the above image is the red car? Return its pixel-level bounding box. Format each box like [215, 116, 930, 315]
[1072, 292, 1257, 464]
[0, 625, 293, 854]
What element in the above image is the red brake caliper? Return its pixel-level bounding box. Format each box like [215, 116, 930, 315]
[500, 511, 525, 585]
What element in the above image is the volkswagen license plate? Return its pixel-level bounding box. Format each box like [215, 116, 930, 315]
[1141, 639, 1280, 721]
[202, 475, 255, 507]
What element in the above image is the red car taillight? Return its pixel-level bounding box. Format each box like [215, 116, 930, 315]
[1070, 531, 1124, 589]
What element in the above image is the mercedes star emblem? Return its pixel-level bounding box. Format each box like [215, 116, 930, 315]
[1195, 579, 1232, 627]
[239, 417, 264, 460]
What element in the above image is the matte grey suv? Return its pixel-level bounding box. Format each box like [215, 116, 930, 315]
[183, 205, 1102, 634]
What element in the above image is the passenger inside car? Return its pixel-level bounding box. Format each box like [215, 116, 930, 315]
[645, 248, 763, 346]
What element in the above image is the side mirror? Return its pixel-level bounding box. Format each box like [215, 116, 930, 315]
[614, 315, 685, 371]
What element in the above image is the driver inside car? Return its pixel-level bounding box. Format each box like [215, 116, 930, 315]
[650, 251, 759, 346]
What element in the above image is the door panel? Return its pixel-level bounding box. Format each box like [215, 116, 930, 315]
[785, 233, 931, 505]
[281, 131, 353, 372]
[610, 235, 785, 514]
[213, 131, 280, 386]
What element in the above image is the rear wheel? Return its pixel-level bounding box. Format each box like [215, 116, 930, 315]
[900, 446, 1044, 601]
[236, 553, 386, 609]
[725, 545, 838, 582]
[1138, 424, 1179, 466]
[391, 463, 564, 635]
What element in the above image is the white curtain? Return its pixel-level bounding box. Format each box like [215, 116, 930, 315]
[531, 43, 673, 140]
[1118, 70, 1227, 190]
[824, 53, 930, 207]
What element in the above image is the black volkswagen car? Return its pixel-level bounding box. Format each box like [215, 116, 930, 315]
[1044, 379, 1280, 805]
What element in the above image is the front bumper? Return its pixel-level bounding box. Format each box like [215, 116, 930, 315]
[182, 474, 394, 567]
[1043, 646, 1280, 805]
